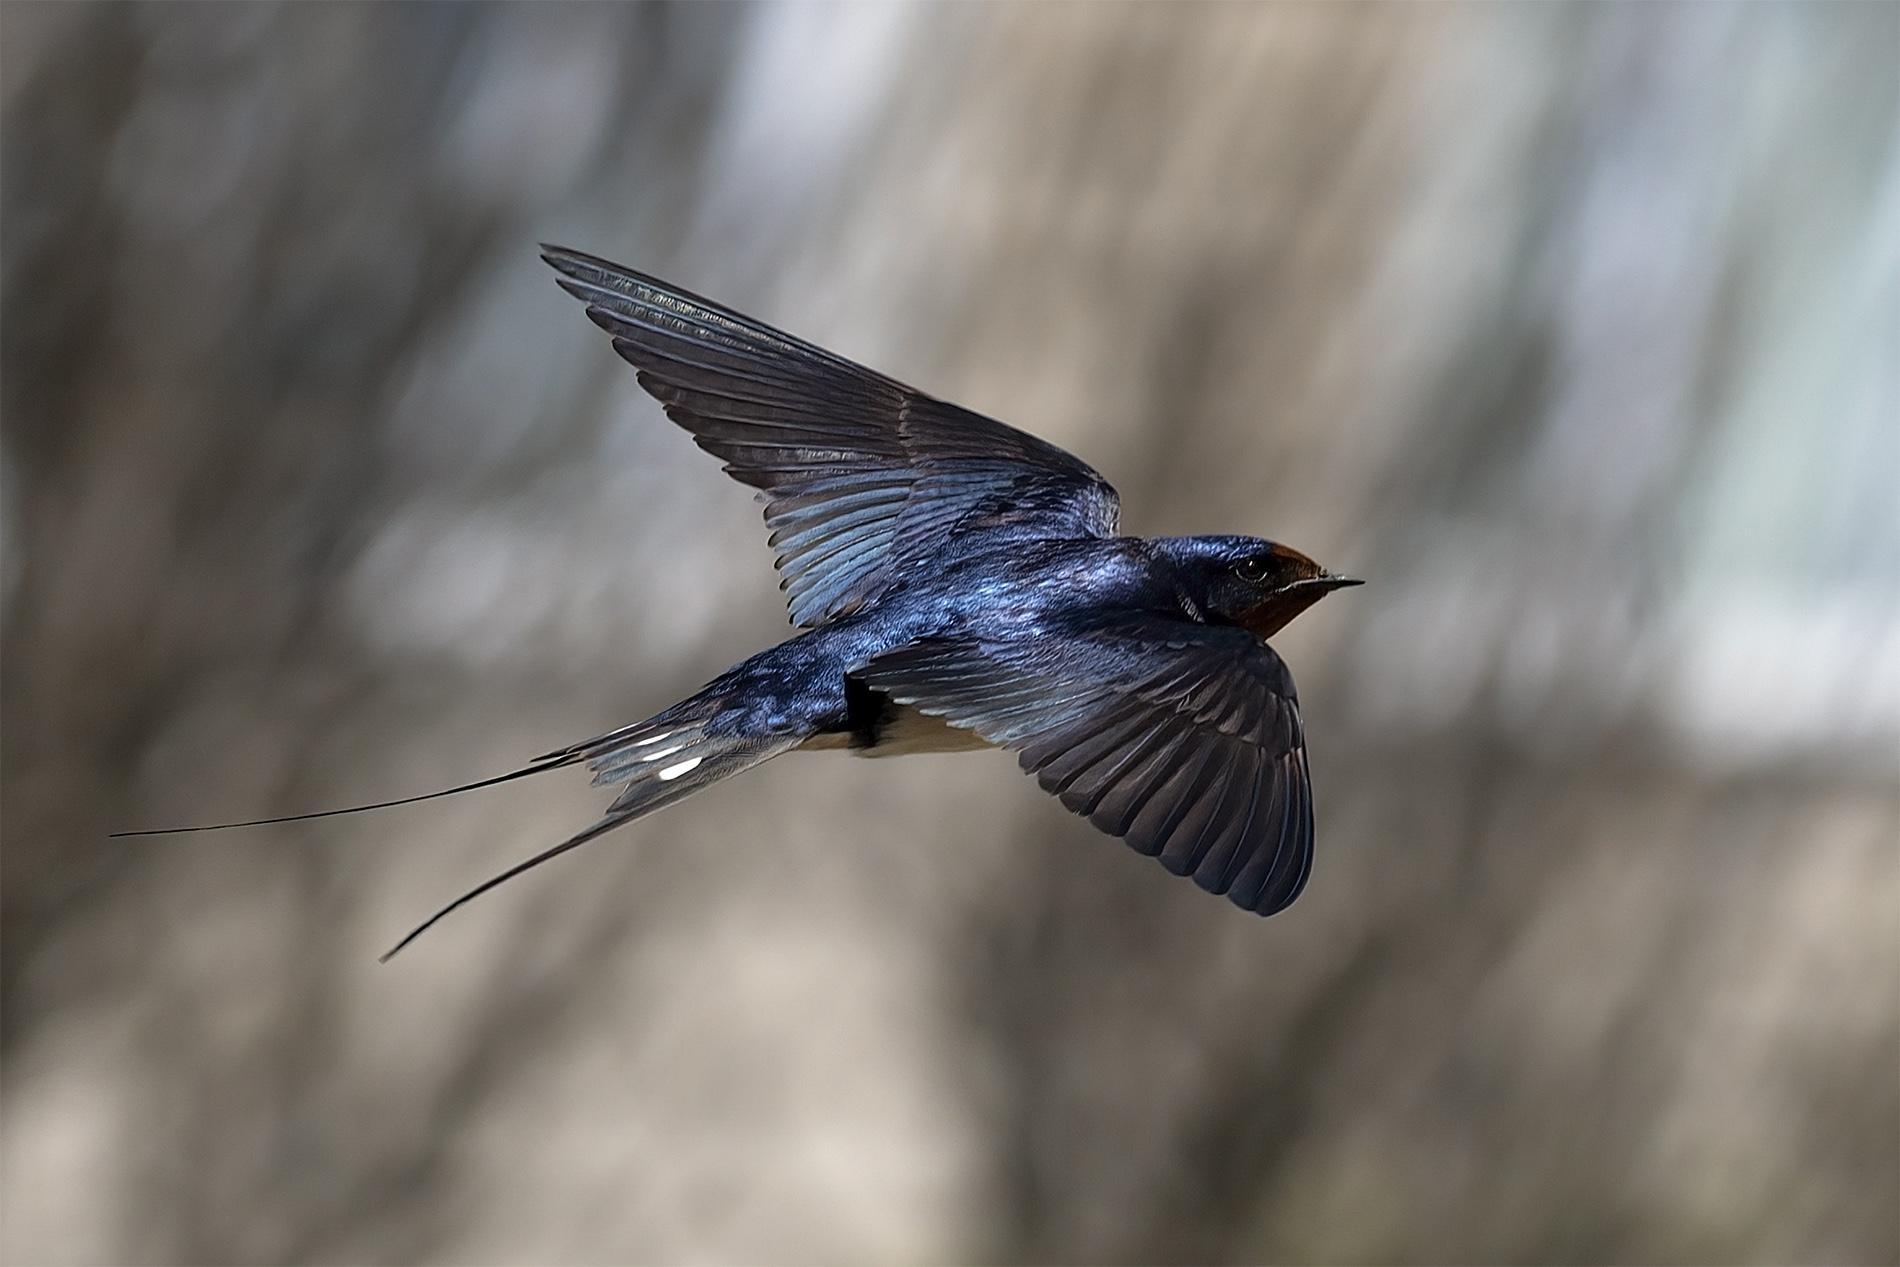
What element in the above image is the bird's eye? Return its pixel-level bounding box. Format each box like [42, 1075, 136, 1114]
[1234, 557, 1269, 583]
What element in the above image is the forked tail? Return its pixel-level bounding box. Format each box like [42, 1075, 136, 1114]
[379, 699, 800, 960]
[113, 692, 803, 961]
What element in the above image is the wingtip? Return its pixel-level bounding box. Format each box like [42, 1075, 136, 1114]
[541, 244, 606, 279]
[542, 245, 664, 298]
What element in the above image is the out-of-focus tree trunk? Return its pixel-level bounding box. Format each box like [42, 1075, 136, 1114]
[3, 4, 1893, 1263]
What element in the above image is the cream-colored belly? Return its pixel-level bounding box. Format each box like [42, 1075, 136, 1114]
[799, 704, 997, 757]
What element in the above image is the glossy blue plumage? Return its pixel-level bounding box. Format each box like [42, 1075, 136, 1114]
[377, 250, 1361, 956]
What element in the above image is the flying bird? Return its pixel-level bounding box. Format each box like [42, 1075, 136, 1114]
[120, 249, 1361, 957]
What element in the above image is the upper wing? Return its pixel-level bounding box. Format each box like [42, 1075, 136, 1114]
[858, 618, 1315, 916]
[543, 247, 1121, 627]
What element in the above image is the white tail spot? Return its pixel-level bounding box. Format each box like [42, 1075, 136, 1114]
[639, 743, 686, 762]
[658, 756, 703, 782]
[630, 731, 674, 747]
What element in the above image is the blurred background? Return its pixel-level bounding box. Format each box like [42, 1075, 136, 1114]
[3, 3, 1895, 1263]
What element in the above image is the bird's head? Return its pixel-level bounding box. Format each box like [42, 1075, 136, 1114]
[1160, 536, 1363, 640]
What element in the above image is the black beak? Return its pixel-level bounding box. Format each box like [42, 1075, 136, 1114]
[1287, 573, 1363, 594]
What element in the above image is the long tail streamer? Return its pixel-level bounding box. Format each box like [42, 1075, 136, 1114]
[107, 753, 583, 837]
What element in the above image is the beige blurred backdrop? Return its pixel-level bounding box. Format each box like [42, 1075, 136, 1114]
[3, 3, 1895, 1263]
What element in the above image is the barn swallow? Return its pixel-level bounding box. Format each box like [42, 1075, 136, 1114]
[118, 248, 1360, 958]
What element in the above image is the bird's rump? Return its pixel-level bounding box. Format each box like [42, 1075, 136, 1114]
[856, 618, 1314, 915]
[541, 246, 1120, 628]
[536, 697, 794, 814]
